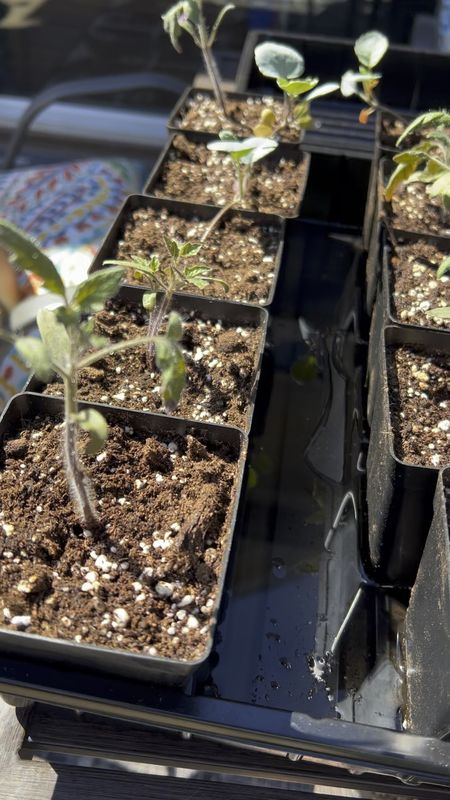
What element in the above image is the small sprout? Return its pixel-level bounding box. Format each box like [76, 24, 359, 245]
[254, 41, 339, 135]
[437, 255, 450, 279]
[340, 30, 388, 122]
[207, 132, 278, 204]
[0, 221, 184, 532]
[426, 305, 450, 320]
[162, 0, 234, 116]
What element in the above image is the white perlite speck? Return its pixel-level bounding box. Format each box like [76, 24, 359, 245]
[10, 615, 31, 628]
[113, 608, 130, 627]
[437, 419, 450, 431]
[178, 594, 193, 607]
[155, 581, 174, 598]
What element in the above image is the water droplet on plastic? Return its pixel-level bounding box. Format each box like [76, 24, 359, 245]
[271, 557, 287, 578]
[266, 632, 281, 643]
[271, 680, 280, 690]
[280, 657, 292, 670]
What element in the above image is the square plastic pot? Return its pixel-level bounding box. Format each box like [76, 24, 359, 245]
[0, 392, 246, 685]
[88, 193, 286, 307]
[404, 467, 450, 738]
[26, 285, 269, 436]
[366, 325, 448, 587]
[142, 132, 311, 220]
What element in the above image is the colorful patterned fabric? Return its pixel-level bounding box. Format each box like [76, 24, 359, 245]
[0, 157, 142, 411]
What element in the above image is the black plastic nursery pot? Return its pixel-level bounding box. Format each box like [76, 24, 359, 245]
[143, 132, 311, 219]
[0, 392, 246, 685]
[167, 85, 305, 146]
[404, 468, 450, 738]
[366, 324, 448, 587]
[89, 194, 286, 307]
[380, 158, 450, 241]
[26, 285, 269, 436]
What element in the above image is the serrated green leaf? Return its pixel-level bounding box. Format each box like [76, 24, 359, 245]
[179, 241, 203, 257]
[208, 3, 234, 46]
[0, 219, 65, 297]
[74, 408, 108, 455]
[155, 339, 186, 411]
[143, 292, 157, 311]
[426, 305, 450, 320]
[396, 110, 450, 147]
[166, 310, 183, 341]
[71, 267, 124, 313]
[37, 308, 71, 375]
[354, 30, 388, 69]
[15, 337, 53, 382]
[277, 77, 318, 96]
[161, 2, 186, 51]
[437, 256, 450, 279]
[254, 41, 304, 80]
[163, 236, 181, 259]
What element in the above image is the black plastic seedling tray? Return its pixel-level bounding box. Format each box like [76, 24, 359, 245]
[0, 392, 246, 685]
[88, 194, 286, 307]
[26, 285, 269, 436]
[142, 132, 310, 219]
[3, 221, 450, 790]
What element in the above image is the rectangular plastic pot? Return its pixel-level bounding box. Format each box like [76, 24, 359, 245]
[26, 285, 268, 436]
[88, 193, 286, 307]
[404, 467, 450, 738]
[366, 325, 448, 587]
[142, 132, 310, 220]
[167, 85, 304, 146]
[0, 392, 246, 685]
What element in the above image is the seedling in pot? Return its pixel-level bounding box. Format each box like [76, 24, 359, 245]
[385, 111, 450, 218]
[0, 220, 185, 533]
[340, 30, 390, 123]
[162, 0, 234, 117]
[427, 255, 450, 320]
[254, 41, 339, 135]
[105, 235, 227, 355]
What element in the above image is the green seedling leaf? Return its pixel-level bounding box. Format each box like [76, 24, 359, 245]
[104, 255, 160, 277]
[0, 219, 65, 297]
[162, 1, 188, 51]
[254, 41, 304, 80]
[277, 77, 318, 96]
[340, 70, 381, 97]
[290, 354, 318, 384]
[305, 81, 339, 102]
[179, 241, 203, 257]
[426, 305, 450, 320]
[354, 30, 388, 69]
[208, 3, 234, 46]
[393, 145, 433, 163]
[437, 256, 450, 279]
[166, 310, 183, 341]
[208, 135, 277, 164]
[385, 160, 422, 201]
[37, 307, 71, 375]
[143, 292, 157, 311]
[219, 129, 237, 141]
[428, 171, 450, 199]
[75, 408, 108, 455]
[396, 110, 450, 146]
[184, 264, 228, 290]
[163, 236, 181, 259]
[15, 337, 54, 382]
[71, 267, 124, 313]
[155, 338, 186, 411]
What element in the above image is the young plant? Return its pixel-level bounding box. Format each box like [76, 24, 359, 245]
[254, 41, 339, 135]
[162, 0, 234, 117]
[340, 30, 389, 122]
[207, 132, 278, 206]
[105, 235, 227, 354]
[0, 220, 185, 532]
[385, 111, 450, 212]
[427, 255, 450, 321]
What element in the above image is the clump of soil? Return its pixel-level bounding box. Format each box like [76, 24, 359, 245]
[0, 415, 240, 660]
[386, 181, 450, 237]
[380, 114, 407, 147]
[387, 345, 449, 468]
[44, 298, 264, 431]
[390, 238, 450, 328]
[175, 91, 300, 142]
[113, 206, 281, 305]
[151, 135, 307, 216]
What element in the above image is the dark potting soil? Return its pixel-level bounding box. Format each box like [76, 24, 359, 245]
[44, 299, 264, 431]
[176, 92, 300, 142]
[390, 239, 450, 329]
[381, 115, 406, 147]
[113, 206, 281, 305]
[387, 345, 449, 468]
[387, 181, 450, 237]
[152, 135, 307, 216]
[0, 417, 239, 660]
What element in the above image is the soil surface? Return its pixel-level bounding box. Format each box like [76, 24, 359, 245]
[387, 345, 449, 468]
[0, 416, 240, 660]
[44, 298, 264, 431]
[390, 238, 450, 329]
[386, 180, 450, 237]
[175, 91, 301, 143]
[113, 205, 281, 305]
[151, 135, 307, 216]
